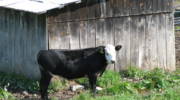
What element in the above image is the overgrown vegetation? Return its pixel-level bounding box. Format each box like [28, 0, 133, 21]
[0, 72, 67, 100]
[0, 67, 179, 100]
[73, 67, 180, 100]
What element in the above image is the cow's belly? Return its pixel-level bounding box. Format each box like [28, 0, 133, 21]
[53, 71, 86, 80]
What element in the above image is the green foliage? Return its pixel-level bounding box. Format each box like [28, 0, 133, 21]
[49, 96, 59, 100]
[0, 88, 16, 100]
[72, 67, 180, 100]
[48, 78, 68, 93]
[120, 66, 145, 79]
[0, 67, 180, 100]
[0, 72, 69, 95]
[0, 72, 39, 93]
[106, 81, 136, 95]
[97, 70, 121, 88]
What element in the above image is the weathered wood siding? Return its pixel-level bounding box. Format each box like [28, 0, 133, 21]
[48, 0, 175, 71]
[0, 8, 47, 79]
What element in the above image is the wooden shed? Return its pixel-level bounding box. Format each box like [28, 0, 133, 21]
[0, 0, 175, 79]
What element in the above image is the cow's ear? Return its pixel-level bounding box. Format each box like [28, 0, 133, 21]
[99, 47, 104, 54]
[115, 45, 122, 51]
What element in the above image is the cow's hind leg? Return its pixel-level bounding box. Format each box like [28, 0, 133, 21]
[88, 74, 97, 95]
[40, 70, 52, 100]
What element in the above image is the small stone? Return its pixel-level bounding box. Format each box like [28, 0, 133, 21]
[22, 91, 28, 95]
[33, 94, 37, 97]
[70, 85, 84, 92]
[96, 87, 103, 91]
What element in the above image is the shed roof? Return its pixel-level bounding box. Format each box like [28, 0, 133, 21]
[0, 0, 81, 14]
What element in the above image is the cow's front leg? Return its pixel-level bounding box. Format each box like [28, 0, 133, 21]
[88, 74, 97, 95]
[40, 71, 52, 100]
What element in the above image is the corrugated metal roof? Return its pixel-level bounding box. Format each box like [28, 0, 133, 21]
[0, 0, 81, 14]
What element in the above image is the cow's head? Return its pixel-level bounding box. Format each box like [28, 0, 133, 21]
[99, 44, 122, 64]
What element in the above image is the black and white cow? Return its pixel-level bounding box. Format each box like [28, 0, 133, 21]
[37, 44, 122, 100]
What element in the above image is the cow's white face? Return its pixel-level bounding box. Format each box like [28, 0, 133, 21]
[104, 45, 117, 64]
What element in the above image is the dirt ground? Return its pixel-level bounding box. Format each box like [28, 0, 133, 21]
[12, 88, 81, 100]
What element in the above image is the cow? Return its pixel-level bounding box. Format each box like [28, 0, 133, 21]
[37, 44, 122, 100]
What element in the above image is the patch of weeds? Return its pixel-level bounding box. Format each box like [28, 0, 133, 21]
[0, 72, 39, 93]
[75, 70, 121, 88]
[0, 88, 16, 100]
[72, 67, 180, 100]
[105, 81, 137, 95]
[97, 70, 121, 88]
[49, 96, 59, 100]
[75, 78, 89, 87]
[48, 77, 68, 93]
[120, 66, 145, 79]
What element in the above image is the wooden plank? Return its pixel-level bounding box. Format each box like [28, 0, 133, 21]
[47, 6, 69, 23]
[22, 13, 46, 78]
[161, 0, 165, 12]
[122, 0, 129, 16]
[144, 0, 152, 14]
[166, 14, 176, 71]
[156, 14, 167, 69]
[86, 20, 96, 48]
[157, 0, 162, 13]
[0, 9, 9, 72]
[96, 19, 105, 46]
[78, 0, 88, 20]
[130, 16, 139, 67]
[167, 0, 173, 12]
[130, 0, 139, 15]
[114, 17, 131, 71]
[67, 3, 81, 21]
[96, 18, 114, 46]
[163, 0, 173, 12]
[139, 0, 146, 14]
[48, 23, 59, 49]
[112, 0, 122, 17]
[2, 10, 12, 72]
[152, 0, 158, 13]
[14, 12, 26, 76]
[0, 9, 46, 78]
[48, 22, 70, 49]
[99, 0, 107, 18]
[137, 16, 146, 69]
[79, 21, 88, 48]
[143, 15, 158, 70]
[105, 0, 113, 17]
[87, 0, 100, 19]
[69, 22, 80, 49]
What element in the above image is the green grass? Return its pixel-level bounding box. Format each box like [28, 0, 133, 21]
[0, 67, 180, 100]
[0, 72, 68, 100]
[73, 67, 180, 100]
[0, 88, 16, 100]
[175, 26, 180, 30]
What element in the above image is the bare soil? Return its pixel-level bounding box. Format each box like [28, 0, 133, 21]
[12, 88, 82, 100]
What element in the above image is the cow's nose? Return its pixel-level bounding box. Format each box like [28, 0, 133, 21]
[111, 61, 115, 63]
